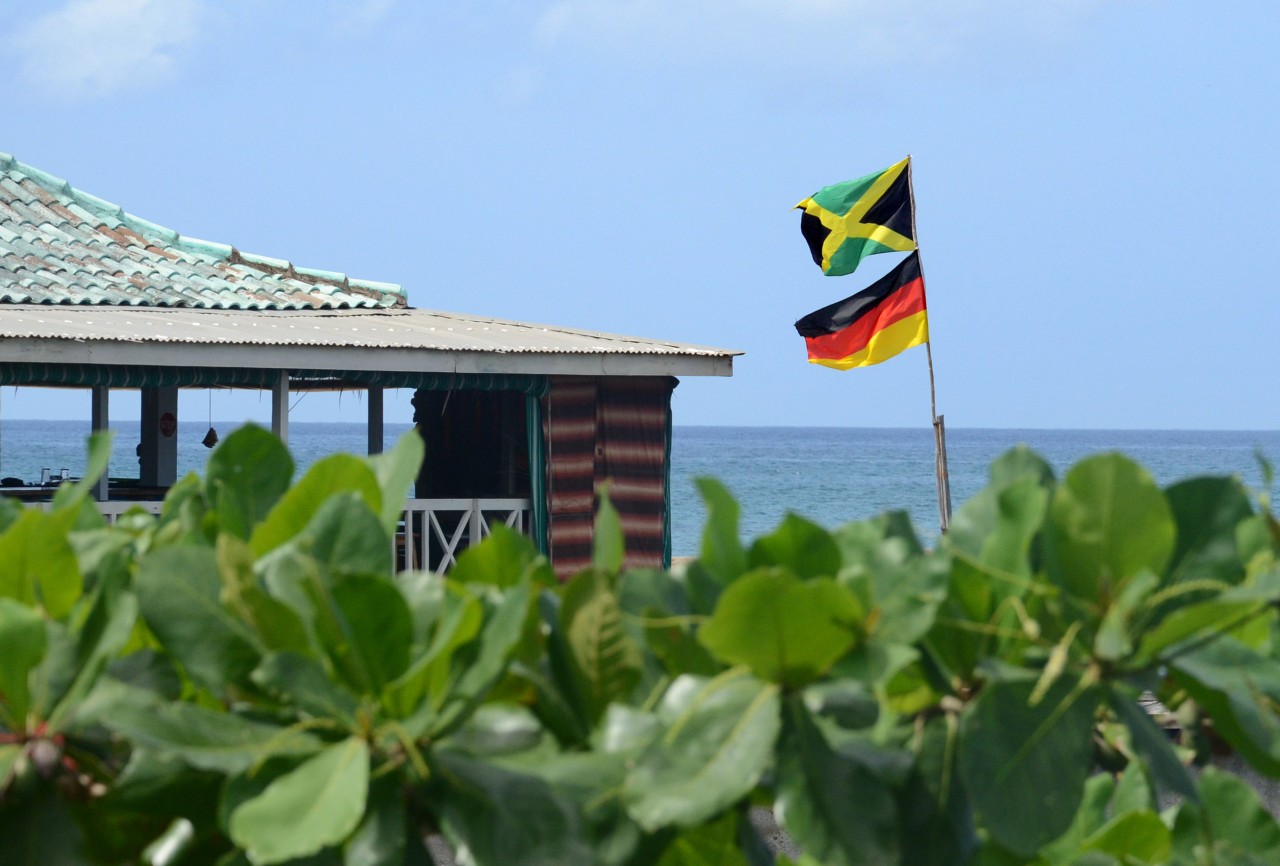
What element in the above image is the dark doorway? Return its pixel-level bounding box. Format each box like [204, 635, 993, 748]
[412, 389, 529, 498]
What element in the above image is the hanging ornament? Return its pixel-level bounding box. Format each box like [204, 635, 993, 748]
[202, 388, 218, 448]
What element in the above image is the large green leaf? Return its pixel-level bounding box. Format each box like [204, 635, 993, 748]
[0, 597, 46, 729]
[98, 684, 321, 773]
[832, 527, 947, 647]
[1036, 773, 1114, 864]
[251, 652, 360, 728]
[0, 743, 21, 789]
[442, 703, 546, 758]
[1108, 688, 1197, 803]
[1075, 811, 1170, 863]
[801, 680, 879, 731]
[591, 704, 664, 757]
[1045, 454, 1175, 604]
[451, 524, 551, 589]
[625, 671, 781, 831]
[250, 455, 382, 556]
[218, 756, 307, 836]
[430, 749, 596, 866]
[748, 513, 841, 580]
[433, 581, 533, 734]
[561, 570, 644, 723]
[381, 581, 484, 721]
[618, 567, 720, 679]
[897, 714, 977, 866]
[262, 549, 401, 699]
[774, 696, 898, 866]
[692, 478, 747, 591]
[229, 737, 370, 865]
[594, 485, 625, 575]
[135, 545, 261, 692]
[501, 749, 654, 866]
[1109, 764, 1155, 817]
[331, 575, 413, 694]
[0, 780, 88, 865]
[699, 569, 860, 687]
[1196, 767, 1280, 859]
[1093, 570, 1159, 662]
[0, 508, 82, 619]
[1169, 636, 1280, 774]
[367, 429, 424, 534]
[206, 425, 295, 539]
[1164, 475, 1253, 586]
[1136, 590, 1274, 665]
[394, 569, 450, 647]
[344, 774, 411, 866]
[958, 677, 1100, 856]
[159, 471, 206, 531]
[924, 556, 999, 682]
[656, 811, 751, 866]
[46, 582, 138, 730]
[303, 494, 392, 579]
[987, 445, 1055, 489]
[104, 747, 224, 821]
[0, 496, 21, 537]
[946, 475, 1048, 577]
[217, 534, 313, 656]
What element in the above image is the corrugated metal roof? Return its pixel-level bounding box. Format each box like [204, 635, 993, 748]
[0, 152, 405, 310]
[0, 305, 740, 357]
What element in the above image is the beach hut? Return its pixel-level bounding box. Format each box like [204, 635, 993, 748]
[0, 153, 738, 577]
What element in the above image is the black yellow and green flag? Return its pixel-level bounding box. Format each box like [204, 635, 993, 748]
[794, 251, 928, 370]
[796, 157, 916, 276]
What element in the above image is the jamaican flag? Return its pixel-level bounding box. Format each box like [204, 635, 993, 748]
[796, 157, 916, 276]
[795, 251, 927, 370]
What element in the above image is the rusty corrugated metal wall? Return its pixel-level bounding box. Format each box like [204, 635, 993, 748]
[543, 376, 675, 580]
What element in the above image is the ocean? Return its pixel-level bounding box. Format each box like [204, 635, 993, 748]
[669, 427, 1280, 555]
[1, 421, 1276, 557]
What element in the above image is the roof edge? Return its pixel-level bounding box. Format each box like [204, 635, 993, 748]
[0, 150, 407, 308]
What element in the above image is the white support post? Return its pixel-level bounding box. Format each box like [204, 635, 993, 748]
[469, 499, 483, 549]
[272, 371, 289, 445]
[140, 386, 178, 487]
[91, 385, 109, 502]
[367, 387, 384, 455]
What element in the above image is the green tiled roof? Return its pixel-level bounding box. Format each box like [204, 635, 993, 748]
[0, 153, 406, 310]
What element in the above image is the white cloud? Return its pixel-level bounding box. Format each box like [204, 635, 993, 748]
[534, 0, 1114, 74]
[9, 0, 202, 98]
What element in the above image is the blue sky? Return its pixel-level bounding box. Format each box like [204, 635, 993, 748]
[1, 0, 1276, 430]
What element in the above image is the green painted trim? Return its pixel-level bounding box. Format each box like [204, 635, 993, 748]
[0, 363, 551, 396]
[525, 393, 550, 556]
[294, 370, 549, 396]
[0, 363, 273, 388]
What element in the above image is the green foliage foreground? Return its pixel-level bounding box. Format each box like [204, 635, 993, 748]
[2, 428, 1280, 866]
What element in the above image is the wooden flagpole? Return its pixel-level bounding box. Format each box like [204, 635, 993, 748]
[907, 155, 953, 532]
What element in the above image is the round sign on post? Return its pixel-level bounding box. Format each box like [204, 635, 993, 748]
[160, 411, 177, 438]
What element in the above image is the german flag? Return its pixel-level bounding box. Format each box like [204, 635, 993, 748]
[795, 252, 928, 370]
[797, 158, 916, 276]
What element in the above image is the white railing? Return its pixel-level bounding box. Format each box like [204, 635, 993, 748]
[25, 499, 166, 523]
[397, 497, 531, 574]
[29, 496, 532, 574]
[97, 500, 164, 523]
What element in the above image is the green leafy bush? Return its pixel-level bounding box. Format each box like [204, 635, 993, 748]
[2, 430, 1280, 865]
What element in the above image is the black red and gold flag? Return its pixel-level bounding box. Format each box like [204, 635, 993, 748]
[794, 251, 928, 370]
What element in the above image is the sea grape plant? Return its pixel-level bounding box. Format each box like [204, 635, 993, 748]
[1, 427, 1280, 865]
